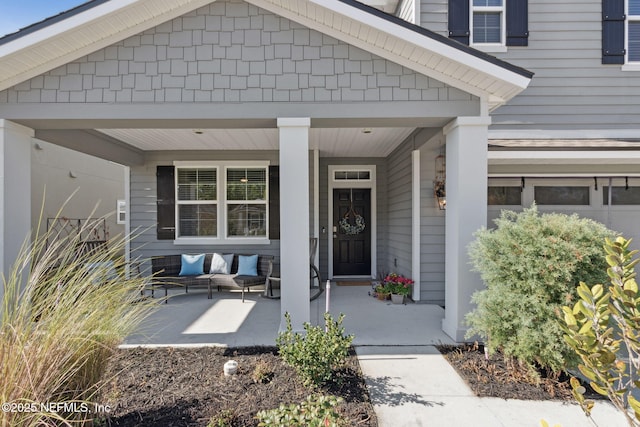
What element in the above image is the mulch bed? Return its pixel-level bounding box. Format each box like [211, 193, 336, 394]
[436, 343, 602, 401]
[97, 346, 377, 427]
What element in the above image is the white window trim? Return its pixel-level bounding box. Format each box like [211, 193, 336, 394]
[116, 199, 126, 225]
[626, 0, 640, 65]
[470, 0, 506, 47]
[173, 160, 270, 245]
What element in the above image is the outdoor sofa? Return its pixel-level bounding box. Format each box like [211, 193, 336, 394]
[150, 253, 273, 302]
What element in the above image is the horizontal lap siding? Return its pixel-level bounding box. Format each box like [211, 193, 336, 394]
[489, 0, 640, 130]
[419, 132, 445, 305]
[386, 136, 414, 279]
[420, 0, 448, 37]
[130, 151, 280, 274]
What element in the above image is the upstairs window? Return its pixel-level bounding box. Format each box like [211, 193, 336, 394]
[449, 0, 528, 47]
[629, 0, 640, 61]
[472, 0, 505, 44]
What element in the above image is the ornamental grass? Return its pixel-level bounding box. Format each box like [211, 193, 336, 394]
[0, 214, 156, 427]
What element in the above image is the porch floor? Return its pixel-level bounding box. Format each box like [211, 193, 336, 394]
[123, 284, 453, 347]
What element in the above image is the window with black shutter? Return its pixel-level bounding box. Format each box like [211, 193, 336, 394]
[156, 166, 175, 240]
[156, 163, 279, 242]
[448, 0, 529, 47]
[602, 0, 626, 64]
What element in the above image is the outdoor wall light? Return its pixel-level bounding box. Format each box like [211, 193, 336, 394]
[434, 153, 446, 210]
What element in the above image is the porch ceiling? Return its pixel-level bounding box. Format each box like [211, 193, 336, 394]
[97, 127, 416, 157]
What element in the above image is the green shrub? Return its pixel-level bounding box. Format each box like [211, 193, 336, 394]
[562, 236, 640, 426]
[276, 312, 353, 387]
[466, 205, 614, 373]
[256, 394, 344, 427]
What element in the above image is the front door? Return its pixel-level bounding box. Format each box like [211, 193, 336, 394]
[333, 188, 371, 275]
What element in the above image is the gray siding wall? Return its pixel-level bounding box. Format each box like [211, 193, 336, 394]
[384, 128, 446, 304]
[420, 0, 448, 37]
[385, 134, 414, 280]
[0, 0, 469, 105]
[130, 150, 281, 273]
[491, 0, 640, 131]
[418, 0, 640, 131]
[318, 158, 387, 280]
[418, 132, 445, 305]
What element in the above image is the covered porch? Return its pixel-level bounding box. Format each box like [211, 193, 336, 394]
[0, 0, 532, 341]
[123, 284, 454, 347]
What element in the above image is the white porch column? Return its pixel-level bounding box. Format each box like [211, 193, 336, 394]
[442, 116, 490, 342]
[0, 120, 33, 283]
[411, 150, 421, 301]
[277, 118, 310, 331]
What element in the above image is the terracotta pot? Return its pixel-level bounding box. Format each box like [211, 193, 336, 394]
[376, 292, 390, 301]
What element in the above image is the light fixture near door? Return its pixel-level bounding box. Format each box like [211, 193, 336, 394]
[434, 153, 446, 210]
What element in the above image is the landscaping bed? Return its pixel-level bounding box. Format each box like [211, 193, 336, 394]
[97, 346, 377, 427]
[437, 343, 602, 401]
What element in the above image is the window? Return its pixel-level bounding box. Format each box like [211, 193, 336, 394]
[472, 0, 504, 44]
[170, 162, 269, 241]
[226, 168, 267, 237]
[629, 0, 640, 61]
[534, 186, 590, 205]
[488, 186, 521, 205]
[603, 186, 640, 204]
[334, 170, 371, 181]
[116, 199, 126, 224]
[176, 168, 217, 237]
[448, 0, 528, 47]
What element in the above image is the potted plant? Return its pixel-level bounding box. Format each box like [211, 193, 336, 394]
[382, 273, 414, 304]
[374, 284, 390, 301]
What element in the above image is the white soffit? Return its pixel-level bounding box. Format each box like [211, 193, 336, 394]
[98, 127, 416, 156]
[0, 0, 531, 109]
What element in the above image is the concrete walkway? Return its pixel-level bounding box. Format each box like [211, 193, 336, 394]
[357, 346, 628, 427]
[124, 285, 629, 427]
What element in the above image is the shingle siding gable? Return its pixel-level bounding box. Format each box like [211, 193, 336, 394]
[0, 0, 473, 105]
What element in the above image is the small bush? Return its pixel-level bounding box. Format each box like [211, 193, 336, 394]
[276, 312, 353, 387]
[252, 359, 275, 384]
[466, 205, 615, 373]
[256, 394, 344, 427]
[207, 409, 238, 427]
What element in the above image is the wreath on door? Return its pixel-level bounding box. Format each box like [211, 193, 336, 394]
[339, 190, 366, 235]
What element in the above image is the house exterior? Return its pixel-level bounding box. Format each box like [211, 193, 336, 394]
[0, 0, 636, 341]
[31, 139, 126, 245]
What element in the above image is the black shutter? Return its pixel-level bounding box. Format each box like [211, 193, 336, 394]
[156, 166, 175, 240]
[506, 0, 529, 46]
[602, 0, 626, 64]
[448, 0, 470, 45]
[268, 165, 280, 240]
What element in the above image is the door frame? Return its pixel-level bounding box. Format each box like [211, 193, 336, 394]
[327, 165, 377, 279]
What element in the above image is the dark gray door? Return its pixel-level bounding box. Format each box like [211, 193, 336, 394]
[333, 189, 371, 275]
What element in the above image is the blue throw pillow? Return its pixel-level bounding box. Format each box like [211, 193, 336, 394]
[237, 254, 258, 276]
[179, 253, 205, 276]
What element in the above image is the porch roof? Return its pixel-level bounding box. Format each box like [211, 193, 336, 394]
[0, 0, 531, 110]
